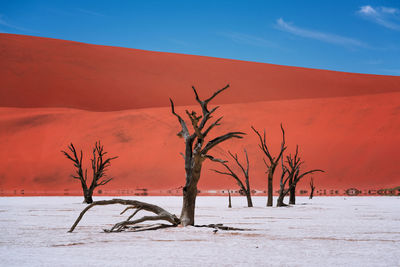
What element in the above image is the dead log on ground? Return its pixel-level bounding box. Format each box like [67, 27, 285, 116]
[68, 199, 180, 233]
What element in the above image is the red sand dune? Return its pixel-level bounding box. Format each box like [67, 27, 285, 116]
[1, 33, 399, 111]
[0, 33, 399, 197]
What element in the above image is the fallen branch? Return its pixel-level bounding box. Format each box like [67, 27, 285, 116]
[68, 199, 180, 233]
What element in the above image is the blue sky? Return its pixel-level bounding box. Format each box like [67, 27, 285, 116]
[1, 0, 399, 75]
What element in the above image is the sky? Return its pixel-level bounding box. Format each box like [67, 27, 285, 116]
[1, 0, 399, 75]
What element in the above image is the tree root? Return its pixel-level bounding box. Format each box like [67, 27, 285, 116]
[68, 199, 180, 233]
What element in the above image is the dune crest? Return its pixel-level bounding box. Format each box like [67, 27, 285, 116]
[0, 33, 399, 111]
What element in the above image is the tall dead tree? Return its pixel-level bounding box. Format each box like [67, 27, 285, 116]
[309, 177, 315, 199]
[286, 146, 324, 205]
[170, 84, 245, 226]
[62, 141, 117, 204]
[211, 150, 253, 207]
[252, 124, 286, 207]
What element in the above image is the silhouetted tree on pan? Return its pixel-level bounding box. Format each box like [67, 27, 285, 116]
[68, 85, 248, 233]
[285, 146, 324, 205]
[212, 150, 253, 207]
[62, 141, 117, 204]
[252, 124, 286, 207]
[170, 84, 245, 226]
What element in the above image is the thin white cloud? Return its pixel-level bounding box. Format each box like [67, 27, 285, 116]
[76, 8, 106, 17]
[0, 15, 33, 32]
[358, 5, 400, 30]
[275, 18, 367, 48]
[220, 32, 278, 48]
[380, 69, 400, 75]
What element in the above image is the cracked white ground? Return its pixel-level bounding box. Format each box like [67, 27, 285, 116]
[1, 196, 399, 266]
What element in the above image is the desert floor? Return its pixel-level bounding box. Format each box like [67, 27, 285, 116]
[1, 196, 399, 266]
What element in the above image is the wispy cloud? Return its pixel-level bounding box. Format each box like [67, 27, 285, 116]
[380, 68, 400, 75]
[220, 32, 278, 48]
[0, 15, 33, 32]
[275, 18, 367, 48]
[76, 8, 106, 17]
[358, 5, 400, 30]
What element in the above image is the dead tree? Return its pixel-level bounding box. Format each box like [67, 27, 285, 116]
[68, 85, 249, 233]
[252, 124, 286, 207]
[211, 150, 253, 207]
[170, 84, 245, 226]
[62, 141, 117, 204]
[309, 177, 315, 199]
[68, 199, 180, 232]
[286, 146, 324, 205]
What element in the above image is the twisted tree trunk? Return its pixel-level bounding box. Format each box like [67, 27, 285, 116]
[267, 168, 274, 207]
[276, 193, 288, 207]
[83, 189, 93, 204]
[180, 174, 200, 226]
[245, 192, 253, 207]
[289, 186, 296, 205]
[309, 177, 315, 199]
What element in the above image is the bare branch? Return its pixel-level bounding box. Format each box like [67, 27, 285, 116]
[275, 123, 287, 165]
[296, 169, 325, 183]
[251, 126, 273, 162]
[204, 84, 230, 104]
[210, 169, 234, 177]
[202, 132, 245, 154]
[169, 98, 190, 140]
[185, 110, 203, 138]
[228, 150, 248, 178]
[204, 155, 227, 163]
[203, 116, 223, 137]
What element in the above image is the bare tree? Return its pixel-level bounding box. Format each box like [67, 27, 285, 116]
[286, 146, 324, 205]
[252, 124, 286, 207]
[62, 141, 117, 204]
[68, 85, 249, 233]
[211, 150, 253, 207]
[170, 84, 245, 226]
[309, 177, 315, 199]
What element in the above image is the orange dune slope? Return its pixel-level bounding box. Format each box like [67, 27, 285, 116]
[0, 34, 399, 197]
[0, 92, 399, 196]
[0, 33, 399, 111]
